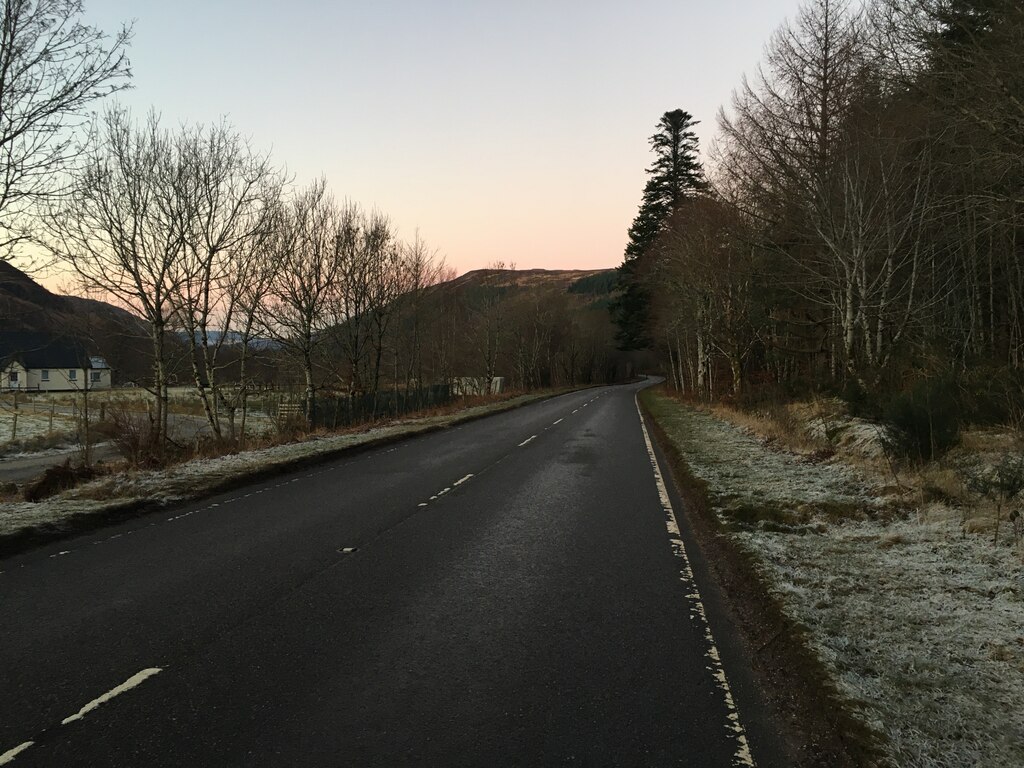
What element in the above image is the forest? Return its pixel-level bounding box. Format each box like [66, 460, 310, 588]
[614, 0, 1024, 458]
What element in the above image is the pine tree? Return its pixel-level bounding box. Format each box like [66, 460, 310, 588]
[613, 109, 704, 349]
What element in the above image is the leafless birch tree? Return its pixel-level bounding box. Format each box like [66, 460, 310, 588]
[262, 178, 339, 426]
[0, 0, 131, 260]
[169, 121, 282, 440]
[45, 107, 179, 449]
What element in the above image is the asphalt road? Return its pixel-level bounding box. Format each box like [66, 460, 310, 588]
[0, 380, 784, 766]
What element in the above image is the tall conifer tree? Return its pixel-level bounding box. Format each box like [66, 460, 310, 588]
[613, 109, 704, 349]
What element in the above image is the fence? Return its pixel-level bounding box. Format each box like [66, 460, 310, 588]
[267, 384, 454, 430]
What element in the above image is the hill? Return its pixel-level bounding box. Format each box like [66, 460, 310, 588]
[443, 267, 613, 292]
[410, 267, 626, 386]
[0, 262, 150, 381]
[432, 268, 619, 312]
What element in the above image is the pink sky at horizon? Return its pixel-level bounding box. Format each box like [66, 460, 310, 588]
[35, 0, 804, 293]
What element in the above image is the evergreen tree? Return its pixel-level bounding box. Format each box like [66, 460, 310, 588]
[613, 110, 704, 349]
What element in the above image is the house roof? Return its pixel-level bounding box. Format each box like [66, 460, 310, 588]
[0, 331, 95, 369]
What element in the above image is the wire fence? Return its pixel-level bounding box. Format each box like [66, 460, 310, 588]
[254, 384, 455, 430]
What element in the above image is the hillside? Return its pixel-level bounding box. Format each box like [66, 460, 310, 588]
[0, 262, 150, 381]
[429, 267, 618, 313]
[442, 267, 614, 292]
[406, 266, 627, 386]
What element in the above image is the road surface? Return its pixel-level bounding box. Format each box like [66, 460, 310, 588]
[0, 381, 784, 766]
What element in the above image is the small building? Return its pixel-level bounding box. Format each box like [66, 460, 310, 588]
[0, 332, 112, 392]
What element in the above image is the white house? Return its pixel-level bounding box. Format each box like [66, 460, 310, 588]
[0, 332, 112, 392]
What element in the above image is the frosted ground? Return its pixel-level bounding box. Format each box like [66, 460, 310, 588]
[0, 394, 549, 540]
[0, 410, 78, 454]
[646, 394, 1024, 768]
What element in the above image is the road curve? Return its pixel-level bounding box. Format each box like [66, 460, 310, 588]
[0, 380, 784, 766]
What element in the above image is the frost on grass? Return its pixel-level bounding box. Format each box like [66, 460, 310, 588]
[654, 401, 880, 532]
[0, 394, 544, 539]
[647, 393, 1024, 768]
[0, 411, 78, 452]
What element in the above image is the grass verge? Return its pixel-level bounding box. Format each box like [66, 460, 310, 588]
[639, 387, 888, 768]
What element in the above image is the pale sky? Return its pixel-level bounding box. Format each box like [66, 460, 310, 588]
[74, 0, 802, 276]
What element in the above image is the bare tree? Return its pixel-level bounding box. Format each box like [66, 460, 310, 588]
[262, 178, 340, 426]
[467, 263, 513, 385]
[321, 204, 410, 409]
[0, 0, 132, 260]
[328, 203, 377, 396]
[45, 107, 179, 450]
[393, 234, 446, 393]
[219, 198, 286, 441]
[168, 120, 282, 440]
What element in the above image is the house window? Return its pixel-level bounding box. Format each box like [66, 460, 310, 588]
[8, 371, 17, 384]
[41, 369, 49, 381]
[91, 370, 101, 383]
[68, 369, 77, 381]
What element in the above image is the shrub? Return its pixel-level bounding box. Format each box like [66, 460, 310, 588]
[23, 460, 96, 501]
[95, 403, 162, 467]
[960, 454, 1024, 544]
[958, 365, 1023, 426]
[882, 377, 961, 462]
[840, 378, 871, 418]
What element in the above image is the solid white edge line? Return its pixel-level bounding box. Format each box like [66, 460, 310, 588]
[634, 393, 756, 767]
[0, 742, 33, 765]
[61, 668, 163, 726]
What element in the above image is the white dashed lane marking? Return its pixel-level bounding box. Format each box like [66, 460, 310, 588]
[0, 667, 164, 765]
[418, 471, 480, 508]
[61, 668, 163, 726]
[0, 742, 33, 766]
[518, 436, 537, 447]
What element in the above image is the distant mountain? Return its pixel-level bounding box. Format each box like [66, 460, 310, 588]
[175, 329, 281, 350]
[426, 267, 619, 316]
[0, 261, 151, 381]
[441, 267, 615, 294]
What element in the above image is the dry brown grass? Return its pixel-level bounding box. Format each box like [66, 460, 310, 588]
[916, 465, 965, 503]
[709, 402, 830, 454]
[0, 481, 19, 501]
[961, 428, 1018, 453]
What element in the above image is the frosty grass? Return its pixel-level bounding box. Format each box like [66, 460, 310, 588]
[0, 394, 546, 539]
[0, 411, 77, 447]
[646, 392, 1024, 768]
